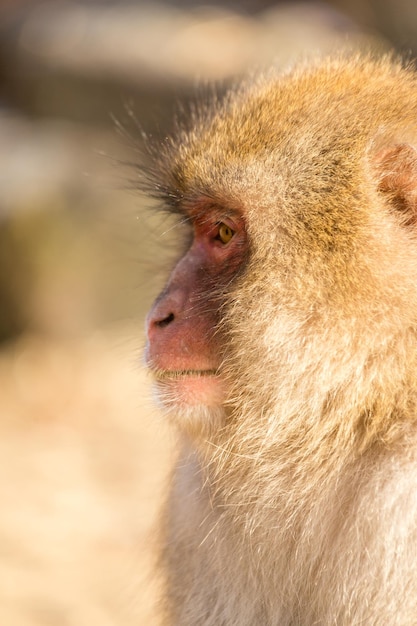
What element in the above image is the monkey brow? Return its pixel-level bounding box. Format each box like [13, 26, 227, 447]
[150, 182, 184, 212]
[153, 174, 232, 225]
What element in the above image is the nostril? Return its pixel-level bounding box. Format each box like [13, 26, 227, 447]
[156, 312, 175, 328]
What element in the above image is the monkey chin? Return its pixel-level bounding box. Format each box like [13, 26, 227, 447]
[151, 371, 228, 437]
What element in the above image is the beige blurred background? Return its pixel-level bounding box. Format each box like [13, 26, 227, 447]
[0, 1, 415, 624]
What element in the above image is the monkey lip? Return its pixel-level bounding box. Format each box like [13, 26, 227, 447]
[152, 368, 219, 380]
[149, 367, 226, 407]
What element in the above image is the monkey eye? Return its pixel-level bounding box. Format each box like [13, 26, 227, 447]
[215, 222, 235, 245]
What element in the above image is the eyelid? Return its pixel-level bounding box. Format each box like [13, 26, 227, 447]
[191, 212, 241, 241]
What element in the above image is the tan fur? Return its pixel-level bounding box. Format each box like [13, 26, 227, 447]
[149, 55, 417, 625]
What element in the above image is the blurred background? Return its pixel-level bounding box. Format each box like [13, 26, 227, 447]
[0, 1, 415, 624]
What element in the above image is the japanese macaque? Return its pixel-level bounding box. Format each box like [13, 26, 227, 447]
[145, 56, 417, 625]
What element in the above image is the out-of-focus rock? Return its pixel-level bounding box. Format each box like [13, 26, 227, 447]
[0, 329, 172, 626]
[0, 1, 378, 125]
[0, 112, 167, 341]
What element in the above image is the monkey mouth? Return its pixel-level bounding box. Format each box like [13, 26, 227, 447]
[149, 366, 227, 409]
[152, 368, 219, 380]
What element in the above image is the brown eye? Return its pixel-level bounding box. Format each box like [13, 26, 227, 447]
[217, 223, 234, 244]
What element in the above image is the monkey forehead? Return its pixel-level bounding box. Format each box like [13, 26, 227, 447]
[163, 56, 417, 205]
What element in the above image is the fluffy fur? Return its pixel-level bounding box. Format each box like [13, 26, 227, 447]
[149, 56, 417, 625]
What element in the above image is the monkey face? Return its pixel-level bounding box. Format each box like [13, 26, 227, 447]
[145, 205, 246, 433]
[144, 57, 417, 439]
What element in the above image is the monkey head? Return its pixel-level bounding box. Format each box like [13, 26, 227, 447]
[145, 56, 417, 441]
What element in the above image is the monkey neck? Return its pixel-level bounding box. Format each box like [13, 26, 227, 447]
[173, 323, 417, 609]
[204, 322, 417, 504]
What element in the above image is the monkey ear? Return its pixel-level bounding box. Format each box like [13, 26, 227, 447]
[373, 143, 417, 226]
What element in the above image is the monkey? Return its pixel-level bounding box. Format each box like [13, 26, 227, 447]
[144, 55, 417, 625]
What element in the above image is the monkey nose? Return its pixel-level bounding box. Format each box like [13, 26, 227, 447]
[155, 312, 175, 328]
[146, 285, 186, 339]
[146, 305, 176, 341]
